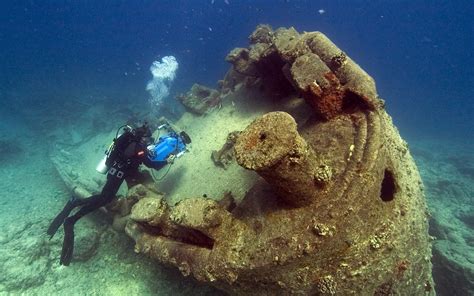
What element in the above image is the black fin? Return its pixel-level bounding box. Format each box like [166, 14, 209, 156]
[60, 219, 75, 266]
[47, 197, 76, 240]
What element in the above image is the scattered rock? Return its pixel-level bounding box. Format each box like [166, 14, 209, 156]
[177, 84, 221, 115]
[0, 222, 50, 291]
[211, 131, 240, 169]
[130, 196, 168, 226]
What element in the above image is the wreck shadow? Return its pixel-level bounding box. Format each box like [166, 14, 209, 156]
[232, 178, 296, 220]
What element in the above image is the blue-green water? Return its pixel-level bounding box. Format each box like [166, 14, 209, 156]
[0, 1, 472, 295]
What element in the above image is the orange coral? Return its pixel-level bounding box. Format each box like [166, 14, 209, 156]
[306, 72, 344, 120]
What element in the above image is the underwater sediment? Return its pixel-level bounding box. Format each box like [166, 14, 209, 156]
[52, 25, 435, 295]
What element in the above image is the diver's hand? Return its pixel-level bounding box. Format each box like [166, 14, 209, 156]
[166, 154, 176, 164]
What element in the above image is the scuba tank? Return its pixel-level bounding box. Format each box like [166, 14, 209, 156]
[95, 125, 133, 174]
[95, 141, 116, 174]
[95, 122, 190, 174]
[96, 155, 109, 174]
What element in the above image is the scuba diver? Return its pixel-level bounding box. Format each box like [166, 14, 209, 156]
[47, 121, 191, 266]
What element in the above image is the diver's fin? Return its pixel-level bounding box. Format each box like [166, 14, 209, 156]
[60, 219, 75, 266]
[47, 197, 76, 240]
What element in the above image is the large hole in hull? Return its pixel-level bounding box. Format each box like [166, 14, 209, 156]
[138, 223, 215, 250]
[342, 90, 371, 114]
[380, 169, 397, 202]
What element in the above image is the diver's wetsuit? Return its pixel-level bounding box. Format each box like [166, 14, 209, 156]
[47, 128, 166, 266]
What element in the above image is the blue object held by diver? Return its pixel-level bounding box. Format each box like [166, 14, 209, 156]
[148, 134, 185, 162]
[147, 124, 191, 163]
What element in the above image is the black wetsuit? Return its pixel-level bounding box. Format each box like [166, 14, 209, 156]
[47, 130, 166, 266]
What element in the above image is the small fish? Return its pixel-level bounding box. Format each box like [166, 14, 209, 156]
[318, 9, 325, 15]
[224, 0, 229, 4]
[422, 36, 432, 43]
[209, 27, 213, 31]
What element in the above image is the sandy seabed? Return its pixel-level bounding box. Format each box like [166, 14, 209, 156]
[0, 95, 472, 295]
[0, 108, 221, 295]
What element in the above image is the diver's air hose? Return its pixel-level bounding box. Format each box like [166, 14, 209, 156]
[151, 161, 173, 181]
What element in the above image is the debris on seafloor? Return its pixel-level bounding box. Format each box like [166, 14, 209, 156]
[211, 131, 240, 169]
[176, 83, 221, 115]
